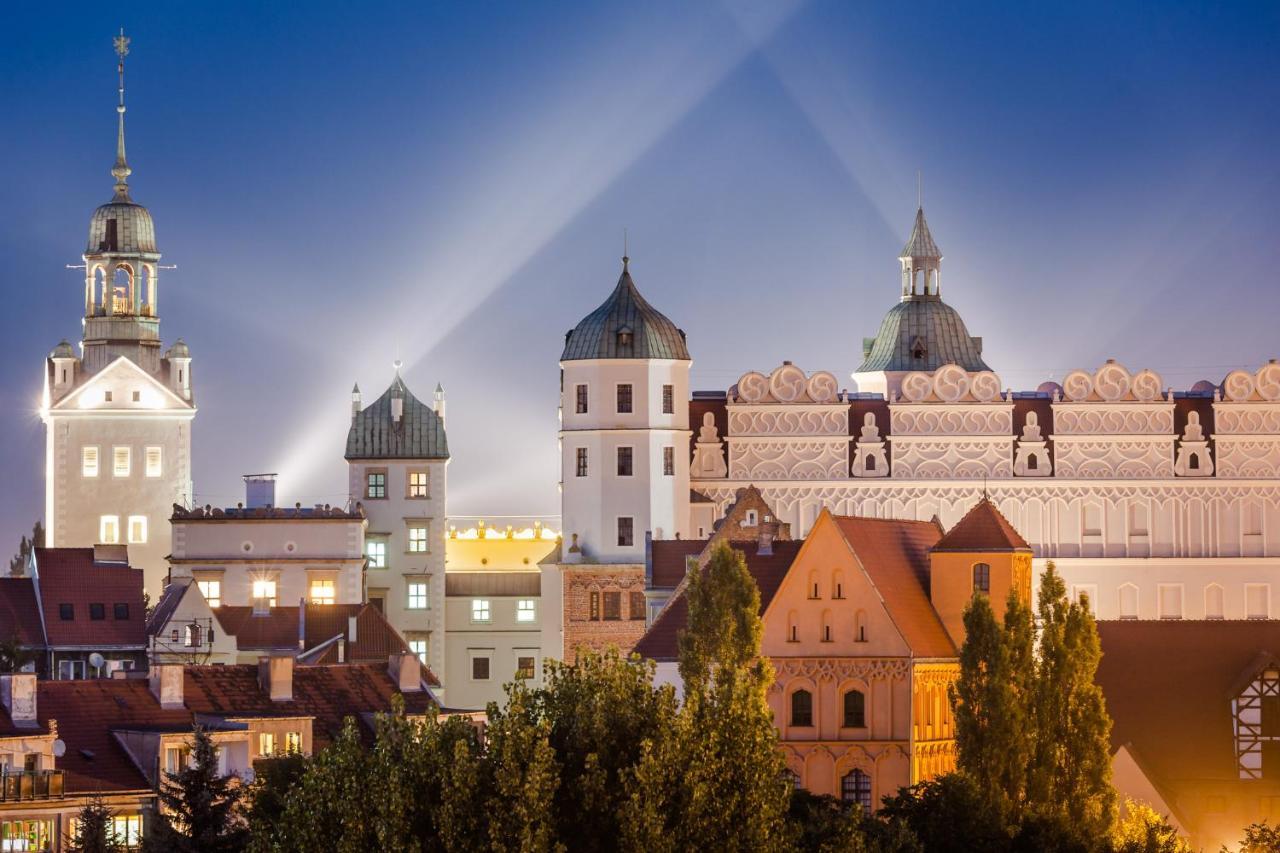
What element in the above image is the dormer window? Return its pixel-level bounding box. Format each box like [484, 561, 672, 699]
[911, 336, 928, 361]
[617, 326, 634, 348]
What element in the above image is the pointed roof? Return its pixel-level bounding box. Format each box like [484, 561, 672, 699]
[345, 374, 448, 460]
[932, 498, 1031, 552]
[901, 207, 940, 259]
[561, 259, 690, 361]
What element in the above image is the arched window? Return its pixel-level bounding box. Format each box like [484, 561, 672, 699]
[1119, 584, 1139, 619]
[841, 769, 872, 814]
[821, 610, 833, 643]
[972, 563, 991, 595]
[1189, 452, 1200, 471]
[843, 690, 866, 728]
[790, 689, 813, 727]
[1027, 453, 1038, 471]
[832, 570, 844, 600]
[112, 264, 134, 314]
[787, 611, 799, 643]
[808, 570, 821, 600]
[1205, 584, 1224, 620]
[782, 769, 800, 789]
[854, 610, 867, 643]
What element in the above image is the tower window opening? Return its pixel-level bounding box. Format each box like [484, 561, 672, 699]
[103, 219, 118, 252]
[1189, 453, 1199, 470]
[1027, 454, 1038, 470]
[866, 456, 876, 471]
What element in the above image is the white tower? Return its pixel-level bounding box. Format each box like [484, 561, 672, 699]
[41, 31, 196, 598]
[346, 368, 449, 689]
[559, 255, 691, 562]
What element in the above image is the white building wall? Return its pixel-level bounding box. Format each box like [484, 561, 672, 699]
[560, 358, 690, 562]
[349, 458, 448, 688]
[444, 593, 543, 711]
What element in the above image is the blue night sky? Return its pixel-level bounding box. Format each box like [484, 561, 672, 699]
[2, 1, 1278, 549]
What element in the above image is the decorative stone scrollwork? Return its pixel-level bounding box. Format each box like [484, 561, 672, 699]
[1224, 362, 1280, 402]
[889, 440, 1013, 479]
[729, 409, 848, 437]
[852, 412, 888, 478]
[1094, 362, 1132, 401]
[898, 364, 1005, 404]
[1053, 440, 1174, 478]
[772, 657, 911, 684]
[732, 364, 843, 405]
[1258, 362, 1280, 401]
[1215, 440, 1279, 478]
[891, 408, 1012, 436]
[1062, 370, 1094, 402]
[1053, 407, 1174, 435]
[1063, 362, 1167, 403]
[1174, 411, 1213, 477]
[691, 412, 728, 478]
[729, 440, 848, 480]
[1132, 369, 1163, 402]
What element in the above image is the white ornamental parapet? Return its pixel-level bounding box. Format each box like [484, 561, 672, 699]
[1213, 360, 1280, 479]
[726, 363, 850, 481]
[888, 364, 1014, 479]
[1052, 361, 1175, 479]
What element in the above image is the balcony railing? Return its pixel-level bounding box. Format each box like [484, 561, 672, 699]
[0, 769, 65, 801]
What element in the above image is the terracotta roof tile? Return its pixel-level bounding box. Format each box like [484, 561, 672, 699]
[648, 540, 707, 588]
[1096, 621, 1280, 789]
[931, 498, 1030, 552]
[833, 516, 956, 658]
[33, 548, 146, 648]
[0, 577, 44, 646]
[209, 603, 416, 667]
[634, 540, 805, 662]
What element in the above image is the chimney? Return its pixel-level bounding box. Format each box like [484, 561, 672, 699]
[351, 383, 362, 418]
[244, 473, 277, 509]
[388, 652, 422, 693]
[258, 655, 294, 702]
[148, 664, 185, 710]
[0, 674, 37, 728]
[757, 521, 776, 556]
[348, 614, 358, 645]
[433, 383, 446, 428]
[298, 600, 307, 650]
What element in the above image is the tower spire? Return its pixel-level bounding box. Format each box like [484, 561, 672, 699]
[111, 28, 132, 201]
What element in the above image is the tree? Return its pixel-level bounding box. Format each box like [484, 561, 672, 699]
[950, 590, 1033, 828]
[786, 789, 866, 852]
[624, 544, 790, 851]
[68, 794, 124, 853]
[1027, 563, 1116, 840]
[1234, 822, 1280, 853]
[878, 774, 1005, 853]
[483, 685, 562, 852]
[243, 753, 308, 848]
[8, 521, 43, 576]
[145, 725, 250, 853]
[0, 633, 34, 674]
[1110, 799, 1191, 853]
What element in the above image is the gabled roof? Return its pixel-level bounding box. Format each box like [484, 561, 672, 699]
[33, 548, 146, 648]
[561, 260, 690, 361]
[634, 540, 806, 662]
[832, 515, 956, 658]
[932, 497, 1031, 553]
[205, 602, 419, 670]
[0, 577, 44, 646]
[345, 374, 448, 460]
[48, 354, 194, 412]
[1096, 621, 1280, 792]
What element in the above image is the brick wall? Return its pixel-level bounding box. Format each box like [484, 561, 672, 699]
[562, 565, 647, 659]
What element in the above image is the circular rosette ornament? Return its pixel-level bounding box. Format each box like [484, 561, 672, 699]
[932, 364, 971, 403]
[1223, 369, 1255, 402]
[806, 371, 839, 403]
[1256, 362, 1280, 401]
[769, 363, 808, 403]
[900, 372, 933, 402]
[1131, 369, 1162, 402]
[1092, 362, 1132, 402]
[736, 371, 769, 403]
[969, 371, 1002, 402]
[1062, 370, 1094, 402]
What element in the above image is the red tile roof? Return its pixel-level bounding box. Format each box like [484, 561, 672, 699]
[0, 577, 44, 646]
[37, 662, 438, 794]
[833, 516, 956, 658]
[1096, 621, 1280, 787]
[33, 548, 146, 647]
[931, 498, 1031, 552]
[649, 539, 707, 588]
[634, 540, 805, 661]
[211, 603, 416, 668]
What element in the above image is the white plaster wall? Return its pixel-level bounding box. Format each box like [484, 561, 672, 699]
[444, 594, 542, 710]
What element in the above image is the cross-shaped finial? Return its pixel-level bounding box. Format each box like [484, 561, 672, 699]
[114, 28, 130, 58]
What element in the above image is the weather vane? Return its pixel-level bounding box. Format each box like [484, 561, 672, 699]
[114, 28, 130, 60]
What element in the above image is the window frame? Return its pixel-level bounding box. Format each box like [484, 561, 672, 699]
[471, 598, 492, 623]
[662, 384, 674, 415]
[82, 446, 99, 478]
[407, 469, 429, 499]
[197, 579, 222, 608]
[309, 578, 336, 606]
[843, 689, 867, 729]
[407, 582, 429, 610]
[790, 689, 814, 728]
[99, 515, 120, 545]
[470, 652, 492, 682]
[662, 446, 675, 476]
[252, 579, 278, 608]
[629, 590, 647, 621]
[127, 515, 147, 545]
[144, 445, 163, 478]
[365, 468, 387, 500]
[617, 517, 634, 548]
[112, 446, 131, 478]
[616, 446, 634, 477]
[366, 538, 388, 569]
[515, 599, 536, 623]
[972, 562, 991, 595]
[616, 383, 633, 414]
[575, 383, 588, 415]
[407, 524, 430, 554]
[575, 447, 588, 478]
[602, 591, 622, 621]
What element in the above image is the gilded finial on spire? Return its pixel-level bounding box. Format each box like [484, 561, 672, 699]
[111, 28, 132, 200]
[622, 228, 629, 271]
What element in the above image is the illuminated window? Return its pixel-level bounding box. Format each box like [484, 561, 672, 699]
[112, 815, 142, 848]
[791, 690, 813, 727]
[82, 446, 99, 477]
[516, 656, 536, 680]
[99, 515, 120, 544]
[516, 599, 536, 622]
[259, 733, 276, 756]
[252, 580, 277, 608]
[616, 384, 633, 414]
[407, 583, 428, 610]
[113, 446, 131, 477]
[3, 819, 54, 851]
[663, 446, 674, 476]
[973, 563, 991, 595]
[576, 447, 588, 477]
[843, 690, 866, 728]
[366, 470, 386, 499]
[309, 579, 335, 605]
[366, 540, 387, 568]
[127, 515, 147, 544]
[184, 624, 202, 647]
[165, 746, 190, 773]
[408, 470, 429, 498]
[589, 591, 600, 621]
[841, 770, 872, 815]
[575, 384, 588, 414]
[197, 580, 221, 607]
[471, 598, 491, 622]
[616, 446, 633, 476]
[145, 446, 163, 477]
[284, 731, 301, 754]
[408, 638, 427, 664]
[662, 384, 674, 414]
[617, 517, 634, 547]
[408, 526, 429, 553]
